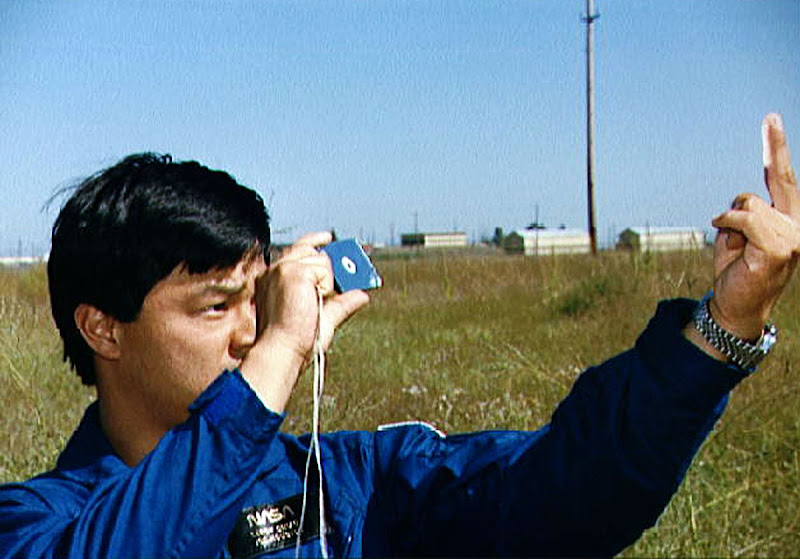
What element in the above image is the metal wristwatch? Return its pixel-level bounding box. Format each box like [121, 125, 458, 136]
[693, 291, 778, 371]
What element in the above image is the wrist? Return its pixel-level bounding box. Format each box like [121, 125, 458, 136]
[683, 322, 728, 363]
[707, 296, 765, 341]
[239, 330, 309, 413]
[690, 291, 778, 371]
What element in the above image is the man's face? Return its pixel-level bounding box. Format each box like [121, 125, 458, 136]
[110, 253, 267, 430]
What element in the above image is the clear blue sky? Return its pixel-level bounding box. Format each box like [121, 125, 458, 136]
[1, 0, 798, 254]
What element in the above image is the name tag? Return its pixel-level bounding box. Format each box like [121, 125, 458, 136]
[228, 493, 324, 557]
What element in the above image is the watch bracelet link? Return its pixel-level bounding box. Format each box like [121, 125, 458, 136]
[692, 291, 778, 371]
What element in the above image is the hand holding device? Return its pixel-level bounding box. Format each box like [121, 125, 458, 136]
[244, 232, 371, 412]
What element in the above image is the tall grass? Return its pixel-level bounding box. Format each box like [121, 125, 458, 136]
[0, 265, 94, 482]
[1, 250, 798, 556]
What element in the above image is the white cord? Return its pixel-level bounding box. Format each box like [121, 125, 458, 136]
[297, 286, 328, 558]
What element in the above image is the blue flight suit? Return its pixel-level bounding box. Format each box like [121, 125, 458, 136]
[0, 300, 749, 557]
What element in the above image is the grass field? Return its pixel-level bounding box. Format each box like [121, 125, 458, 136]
[1, 248, 798, 556]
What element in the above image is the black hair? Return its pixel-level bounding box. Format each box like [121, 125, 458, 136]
[48, 153, 270, 385]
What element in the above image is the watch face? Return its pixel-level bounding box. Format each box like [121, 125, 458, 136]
[759, 325, 779, 352]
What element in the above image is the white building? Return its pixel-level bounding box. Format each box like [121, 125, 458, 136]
[617, 227, 705, 252]
[0, 256, 46, 267]
[503, 229, 591, 256]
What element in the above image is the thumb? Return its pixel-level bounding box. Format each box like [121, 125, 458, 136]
[719, 229, 746, 252]
[317, 290, 370, 350]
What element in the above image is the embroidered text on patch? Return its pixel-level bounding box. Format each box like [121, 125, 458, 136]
[228, 493, 322, 558]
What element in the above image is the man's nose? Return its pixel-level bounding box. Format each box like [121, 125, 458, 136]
[229, 301, 257, 360]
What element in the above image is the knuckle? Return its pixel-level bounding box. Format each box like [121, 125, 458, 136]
[737, 193, 762, 210]
[777, 167, 798, 186]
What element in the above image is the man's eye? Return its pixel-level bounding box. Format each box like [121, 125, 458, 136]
[206, 302, 228, 313]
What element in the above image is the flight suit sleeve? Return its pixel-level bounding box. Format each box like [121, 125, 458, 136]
[368, 299, 748, 556]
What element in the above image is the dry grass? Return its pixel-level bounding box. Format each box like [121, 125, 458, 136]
[0, 265, 94, 482]
[1, 249, 798, 556]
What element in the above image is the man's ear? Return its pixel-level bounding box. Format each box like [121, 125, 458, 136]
[74, 304, 122, 361]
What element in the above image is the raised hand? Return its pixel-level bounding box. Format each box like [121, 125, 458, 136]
[242, 231, 369, 412]
[710, 113, 800, 340]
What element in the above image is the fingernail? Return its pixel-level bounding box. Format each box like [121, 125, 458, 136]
[763, 120, 772, 167]
[772, 113, 785, 132]
[762, 114, 785, 167]
[723, 231, 733, 249]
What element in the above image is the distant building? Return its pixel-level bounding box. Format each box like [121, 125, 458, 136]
[400, 232, 468, 248]
[617, 227, 705, 252]
[503, 229, 591, 256]
[0, 256, 46, 267]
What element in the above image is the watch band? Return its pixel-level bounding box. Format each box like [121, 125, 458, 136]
[693, 291, 778, 371]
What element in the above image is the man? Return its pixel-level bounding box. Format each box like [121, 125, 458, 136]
[1, 114, 798, 557]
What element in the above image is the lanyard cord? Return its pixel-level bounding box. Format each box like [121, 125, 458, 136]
[296, 286, 328, 558]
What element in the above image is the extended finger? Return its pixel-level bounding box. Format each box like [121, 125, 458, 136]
[762, 113, 800, 217]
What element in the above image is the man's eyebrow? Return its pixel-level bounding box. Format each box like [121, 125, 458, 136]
[201, 280, 247, 296]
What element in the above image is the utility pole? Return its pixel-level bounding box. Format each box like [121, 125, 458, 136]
[583, 0, 599, 255]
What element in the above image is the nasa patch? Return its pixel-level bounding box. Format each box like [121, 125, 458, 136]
[227, 493, 323, 557]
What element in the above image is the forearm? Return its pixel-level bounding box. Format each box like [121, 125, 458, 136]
[240, 330, 308, 414]
[508, 299, 746, 555]
[382, 300, 747, 557]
